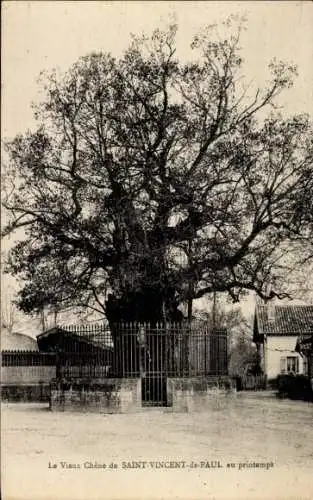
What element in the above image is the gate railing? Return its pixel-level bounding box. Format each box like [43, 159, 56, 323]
[241, 374, 266, 391]
[54, 322, 228, 379]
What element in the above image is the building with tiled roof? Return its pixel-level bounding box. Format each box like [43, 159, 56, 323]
[253, 304, 313, 382]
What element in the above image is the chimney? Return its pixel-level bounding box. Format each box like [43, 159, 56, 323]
[265, 282, 275, 323]
[267, 303, 275, 323]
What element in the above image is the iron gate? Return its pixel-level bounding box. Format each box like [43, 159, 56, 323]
[138, 327, 167, 407]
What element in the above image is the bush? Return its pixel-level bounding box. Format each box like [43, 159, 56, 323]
[277, 374, 313, 401]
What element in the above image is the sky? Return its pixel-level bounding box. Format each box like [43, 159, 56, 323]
[1, 1, 313, 334]
[2, 1, 313, 138]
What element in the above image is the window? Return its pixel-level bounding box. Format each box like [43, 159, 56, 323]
[303, 356, 308, 376]
[287, 356, 299, 374]
[280, 356, 299, 374]
[280, 357, 286, 374]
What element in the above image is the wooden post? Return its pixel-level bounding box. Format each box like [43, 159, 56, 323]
[263, 336, 268, 389]
[212, 290, 217, 330]
[40, 308, 46, 332]
[138, 324, 146, 378]
[162, 302, 168, 379]
[187, 238, 193, 322]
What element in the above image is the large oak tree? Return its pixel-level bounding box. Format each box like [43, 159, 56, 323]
[3, 19, 313, 325]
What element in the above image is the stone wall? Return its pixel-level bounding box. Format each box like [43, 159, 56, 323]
[1, 365, 56, 385]
[49, 376, 235, 413]
[1, 384, 51, 402]
[167, 376, 236, 412]
[50, 378, 141, 413]
[1, 356, 56, 402]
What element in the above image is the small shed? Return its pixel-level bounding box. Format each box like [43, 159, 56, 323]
[37, 326, 113, 378]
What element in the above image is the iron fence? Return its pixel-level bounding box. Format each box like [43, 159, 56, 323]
[1, 351, 57, 387]
[1, 351, 56, 366]
[55, 322, 228, 379]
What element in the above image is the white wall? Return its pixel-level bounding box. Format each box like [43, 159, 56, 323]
[265, 336, 304, 380]
[1, 366, 56, 385]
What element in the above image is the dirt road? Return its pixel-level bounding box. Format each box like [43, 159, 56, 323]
[2, 393, 313, 500]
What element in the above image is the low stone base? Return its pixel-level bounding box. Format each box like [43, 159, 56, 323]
[50, 378, 141, 413]
[167, 376, 236, 412]
[49, 376, 235, 413]
[1, 384, 50, 402]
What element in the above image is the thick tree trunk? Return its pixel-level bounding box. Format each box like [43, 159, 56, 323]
[105, 289, 184, 377]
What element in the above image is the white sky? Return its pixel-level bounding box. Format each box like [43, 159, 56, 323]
[2, 1, 313, 138]
[1, 1, 313, 333]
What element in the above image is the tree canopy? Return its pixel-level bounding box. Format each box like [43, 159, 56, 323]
[3, 18, 313, 323]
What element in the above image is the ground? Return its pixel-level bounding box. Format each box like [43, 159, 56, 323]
[2, 392, 313, 500]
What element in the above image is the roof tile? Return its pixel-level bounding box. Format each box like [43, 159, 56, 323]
[255, 305, 313, 335]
